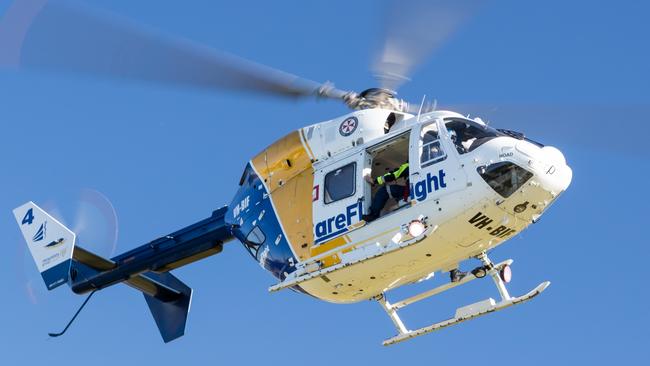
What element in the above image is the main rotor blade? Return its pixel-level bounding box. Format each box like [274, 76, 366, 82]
[372, 0, 482, 91]
[0, 0, 347, 99]
[442, 103, 650, 156]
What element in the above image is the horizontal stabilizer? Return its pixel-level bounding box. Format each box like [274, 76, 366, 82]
[142, 272, 192, 343]
[13, 202, 75, 290]
[72, 246, 184, 301]
[72, 247, 193, 342]
[73, 246, 116, 271]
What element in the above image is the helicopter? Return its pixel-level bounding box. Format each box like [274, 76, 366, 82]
[5, 0, 572, 345]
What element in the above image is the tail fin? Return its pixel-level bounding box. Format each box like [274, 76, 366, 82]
[13, 201, 75, 290]
[140, 272, 192, 343]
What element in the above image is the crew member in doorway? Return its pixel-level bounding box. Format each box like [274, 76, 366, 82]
[363, 162, 409, 222]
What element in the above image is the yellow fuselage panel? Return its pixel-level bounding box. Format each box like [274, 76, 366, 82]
[251, 130, 315, 260]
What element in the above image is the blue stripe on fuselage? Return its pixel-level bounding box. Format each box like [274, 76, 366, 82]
[226, 163, 298, 280]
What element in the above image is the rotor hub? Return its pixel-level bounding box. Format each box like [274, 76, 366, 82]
[343, 88, 409, 112]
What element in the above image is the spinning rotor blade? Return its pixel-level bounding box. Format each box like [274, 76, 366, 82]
[443, 103, 650, 156]
[72, 189, 119, 257]
[372, 0, 482, 91]
[0, 0, 348, 100]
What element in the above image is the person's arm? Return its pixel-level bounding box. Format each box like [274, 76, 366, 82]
[376, 163, 409, 185]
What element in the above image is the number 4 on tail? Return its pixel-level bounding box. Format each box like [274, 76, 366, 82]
[22, 208, 34, 226]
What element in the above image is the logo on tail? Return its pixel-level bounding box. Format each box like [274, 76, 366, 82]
[33, 221, 47, 242]
[46, 238, 65, 248]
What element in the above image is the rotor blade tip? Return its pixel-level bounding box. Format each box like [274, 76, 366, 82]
[0, 0, 50, 66]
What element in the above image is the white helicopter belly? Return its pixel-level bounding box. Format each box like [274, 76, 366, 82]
[298, 198, 512, 302]
[297, 165, 566, 304]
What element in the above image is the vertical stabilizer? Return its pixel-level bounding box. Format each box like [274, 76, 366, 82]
[13, 201, 75, 290]
[141, 272, 193, 343]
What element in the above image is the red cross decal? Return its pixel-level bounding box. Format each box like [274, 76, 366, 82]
[339, 117, 358, 136]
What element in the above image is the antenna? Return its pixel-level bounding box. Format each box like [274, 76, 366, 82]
[48, 290, 97, 338]
[417, 95, 426, 121]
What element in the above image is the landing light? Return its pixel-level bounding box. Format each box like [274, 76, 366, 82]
[408, 220, 426, 237]
[500, 265, 512, 283]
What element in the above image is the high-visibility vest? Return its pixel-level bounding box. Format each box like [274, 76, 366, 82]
[376, 163, 409, 185]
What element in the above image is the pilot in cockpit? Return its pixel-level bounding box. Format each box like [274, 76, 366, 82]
[448, 126, 476, 154]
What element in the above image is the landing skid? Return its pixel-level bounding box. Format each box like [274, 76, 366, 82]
[378, 253, 550, 346]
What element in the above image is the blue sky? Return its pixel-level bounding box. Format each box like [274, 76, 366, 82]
[1, 0, 649, 364]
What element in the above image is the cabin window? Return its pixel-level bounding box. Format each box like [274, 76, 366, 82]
[420, 123, 447, 168]
[244, 226, 266, 258]
[324, 163, 356, 203]
[478, 162, 533, 198]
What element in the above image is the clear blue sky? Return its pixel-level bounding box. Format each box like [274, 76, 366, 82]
[1, 0, 648, 364]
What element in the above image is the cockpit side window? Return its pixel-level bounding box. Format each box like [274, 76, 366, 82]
[419, 123, 447, 168]
[478, 162, 533, 198]
[238, 165, 258, 186]
[244, 226, 266, 259]
[445, 118, 504, 154]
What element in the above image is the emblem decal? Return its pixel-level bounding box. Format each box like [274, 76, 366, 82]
[46, 238, 65, 248]
[32, 221, 47, 242]
[339, 117, 358, 136]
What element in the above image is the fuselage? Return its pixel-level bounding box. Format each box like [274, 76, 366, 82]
[225, 109, 572, 303]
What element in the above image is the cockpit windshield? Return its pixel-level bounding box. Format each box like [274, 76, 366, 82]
[445, 118, 504, 154]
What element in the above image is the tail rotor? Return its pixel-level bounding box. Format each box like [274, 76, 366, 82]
[15, 189, 119, 304]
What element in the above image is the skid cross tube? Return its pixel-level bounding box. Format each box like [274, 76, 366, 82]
[379, 252, 550, 346]
[376, 294, 409, 335]
[478, 252, 511, 301]
[391, 259, 514, 310]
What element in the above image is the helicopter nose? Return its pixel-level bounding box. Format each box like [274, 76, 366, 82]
[516, 141, 573, 194]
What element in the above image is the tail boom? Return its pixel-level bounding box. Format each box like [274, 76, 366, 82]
[69, 206, 231, 294]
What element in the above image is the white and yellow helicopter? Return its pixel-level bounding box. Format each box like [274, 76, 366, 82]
[4, 0, 571, 345]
